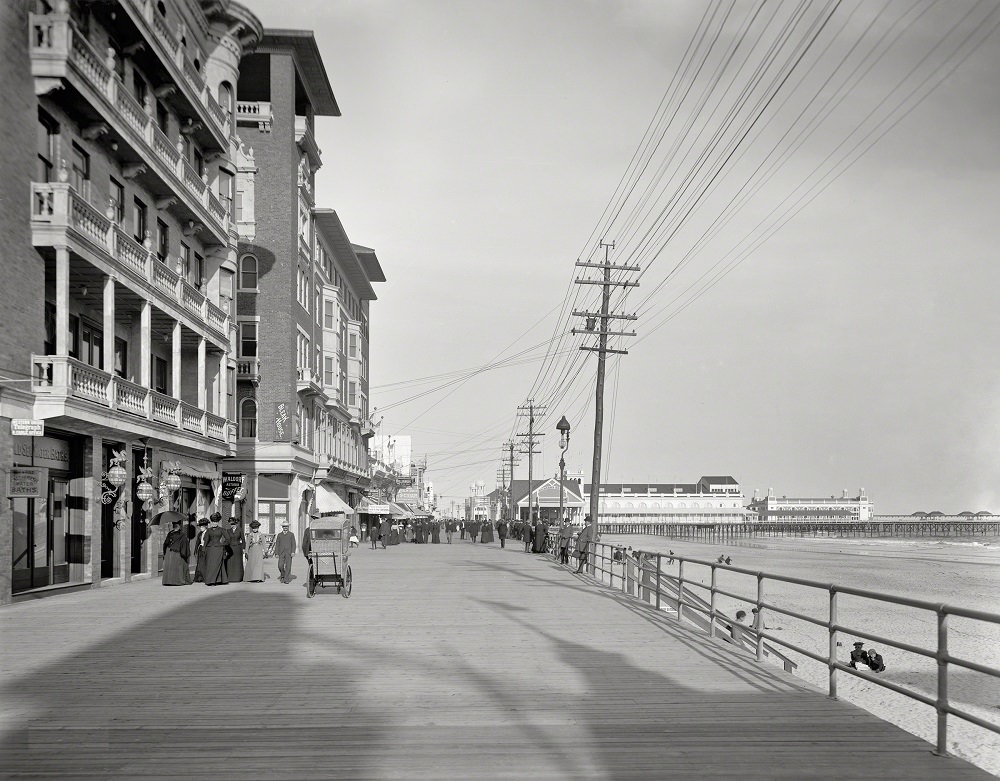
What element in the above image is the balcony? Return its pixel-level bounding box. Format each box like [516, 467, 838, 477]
[117, 0, 231, 149]
[28, 13, 230, 244]
[296, 367, 323, 397]
[236, 101, 273, 132]
[322, 386, 341, 410]
[30, 182, 230, 344]
[236, 357, 262, 385]
[32, 354, 230, 445]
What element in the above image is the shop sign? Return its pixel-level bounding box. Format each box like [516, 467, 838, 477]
[12, 435, 71, 470]
[11, 419, 44, 436]
[220, 472, 246, 501]
[273, 401, 294, 442]
[7, 466, 47, 498]
[397, 488, 420, 503]
[365, 504, 391, 514]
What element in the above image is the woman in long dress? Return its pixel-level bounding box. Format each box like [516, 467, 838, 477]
[244, 520, 265, 582]
[162, 520, 190, 586]
[480, 520, 494, 544]
[225, 518, 245, 582]
[203, 514, 230, 586]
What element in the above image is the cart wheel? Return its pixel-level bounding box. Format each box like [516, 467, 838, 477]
[306, 568, 316, 599]
[341, 565, 352, 598]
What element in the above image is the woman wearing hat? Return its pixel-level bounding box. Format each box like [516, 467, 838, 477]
[161, 519, 190, 586]
[202, 512, 231, 586]
[245, 520, 265, 582]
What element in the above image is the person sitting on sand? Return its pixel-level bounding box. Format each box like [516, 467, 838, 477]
[717, 555, 725, 564]
[667, 550, 675, 564]
[867, 649, 886, 673]
[849, 641, 867, 669]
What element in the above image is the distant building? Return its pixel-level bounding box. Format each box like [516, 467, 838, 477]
[747, 488, 873, 523]
[584, 476, 745, 524]
[490, 477, 586, 523]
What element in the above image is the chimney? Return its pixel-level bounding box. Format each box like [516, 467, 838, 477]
[843, 488, 849, 499]
[753, 488, 760, 501]
[767, 487, 774, 498]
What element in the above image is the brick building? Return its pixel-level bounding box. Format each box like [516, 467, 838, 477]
[229, 31, 384, 540]
[0, 0, 265, 603]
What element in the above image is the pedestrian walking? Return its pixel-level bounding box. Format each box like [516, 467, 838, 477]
[445, 519, 454, 544]
[574, 517, 595, 574]
[245, 520, 265, 582]
[558, 524, 574, 565]
[193, 518, 209, 582]
[496, 518, 508, 548]
[161, 519, 190, 586]
[202, 513, 231, 586]
[274, 520, 296, 583]
[371, 517, 381, 548]
[225, 517, 245, 582]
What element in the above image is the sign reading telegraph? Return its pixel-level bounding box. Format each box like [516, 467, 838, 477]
[11, 419, 44, 436]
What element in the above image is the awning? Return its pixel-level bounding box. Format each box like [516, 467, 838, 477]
[312, 483, 354, 516]
[389, 502, 412, 519]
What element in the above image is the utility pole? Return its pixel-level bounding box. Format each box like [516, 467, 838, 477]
[504, 441, 519, 521]
[572, 240, 639, 546]
[516, 401, 545, 523]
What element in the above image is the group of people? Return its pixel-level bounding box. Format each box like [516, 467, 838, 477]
[357, 518, 504, 547]
[161, 512, 291, 586]
[849, 641, 886, 673]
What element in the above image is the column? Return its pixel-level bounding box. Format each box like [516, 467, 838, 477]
[171, 321, 181, 399]
[139, 300, 151, 387]
[197, 336, 206, 410]
[218, 352, 228, 417]
[55, 247, 69, 354]
[102, 274, 116, 374]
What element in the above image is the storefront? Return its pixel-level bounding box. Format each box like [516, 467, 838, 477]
[10, 432, 87, 594]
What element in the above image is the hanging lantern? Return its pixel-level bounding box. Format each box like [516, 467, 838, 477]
[106, 463, 127, 488]
[136, 480, 155, 501]
[162, 471, 182, 493]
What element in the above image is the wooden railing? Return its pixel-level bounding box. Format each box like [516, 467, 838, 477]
[578, 541, 1000, 758]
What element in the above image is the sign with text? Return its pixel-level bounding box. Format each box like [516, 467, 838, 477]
[396, 488, 420, 504]
[364, 504, 391, 514]
[220, 472, 246, 501]
[7, 467, 48, 498]
[11, 419, 44, 436]
[273, 401, 294, 442]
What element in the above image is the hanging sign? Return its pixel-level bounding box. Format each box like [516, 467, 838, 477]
[11, 419, 44, 436]
[220, 472, 246, 501]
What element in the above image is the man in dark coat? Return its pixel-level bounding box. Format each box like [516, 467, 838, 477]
[496, 519, 508, 549]
[532, 513, 545, 553]
[225, 517, 245, 582]
[274, 521, 296, 583]
[574, 519, 595, 573]
[193, 518, 209, 582]
[558, 524, 574, 565]
[379, 517, 391, 548]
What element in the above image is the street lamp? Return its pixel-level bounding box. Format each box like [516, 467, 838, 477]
[556, 415, 571, 536]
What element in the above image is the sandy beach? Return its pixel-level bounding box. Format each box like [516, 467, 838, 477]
[605, 533, 1000, 777]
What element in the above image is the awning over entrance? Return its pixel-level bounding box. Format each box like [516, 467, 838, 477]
[311, 483, 354, 516]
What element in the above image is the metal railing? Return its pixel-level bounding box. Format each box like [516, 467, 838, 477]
[575, 540, 1000, 758]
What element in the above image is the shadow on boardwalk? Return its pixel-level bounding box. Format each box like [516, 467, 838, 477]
[0, 546, 993, 780]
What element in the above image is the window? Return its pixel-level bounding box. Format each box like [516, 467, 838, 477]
[67, 315, 80, 359]
[153, 356, 168, 394]
[180, 242, 190, 274]
[218, 169, 233, 215]
[78, 322, 103, 369]
[218, 81, 234, 116]
[348, 332, 358, 358]
[193, 253, 204, 288]
[348, 381, 357, 408]
[239, 255, 257, 290]
[133, 197, 147, 243]
[324, 356, 335, 387]
[109, 177, 124, 225]
[132, 71, 147, 108]
[156, 101, 169, 134]
[296, 331, 309, 371]
[296, 266, 310, 311]
[114, 338, 128, 378]
[70, 142, 90, 198]
[323, 299, 336, 330]
[193, 148, 204, 177]
[37, 109, 58, 183]
[239, 322, 257, 357]
[239, 398, 257, 439]
[156, 218, 169, 261]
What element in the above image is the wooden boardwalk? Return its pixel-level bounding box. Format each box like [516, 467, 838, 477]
[0, 539, 993, 780]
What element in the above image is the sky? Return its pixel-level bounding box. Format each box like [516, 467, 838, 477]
[249, 0, 1000, 515]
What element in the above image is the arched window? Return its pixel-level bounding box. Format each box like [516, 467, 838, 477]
[157, 1, 167, 18]
[239, 398, 257, 439]
[239, 254, 257, 290]
[218, 81, 234, 116]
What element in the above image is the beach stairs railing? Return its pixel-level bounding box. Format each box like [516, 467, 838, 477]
[622, 553, 799, 674]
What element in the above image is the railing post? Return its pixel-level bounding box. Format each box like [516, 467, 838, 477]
[709, 565, 717, 638]
[934, 608, 950, 756]
[676, 559, 684, 621]
[829, 587, 838, 700]
[756, 573, 765, 662]
[655, 554, 661, 611]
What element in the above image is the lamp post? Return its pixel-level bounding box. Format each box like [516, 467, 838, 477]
[556, 416, 571, 537]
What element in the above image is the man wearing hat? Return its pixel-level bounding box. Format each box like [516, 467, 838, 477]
[193, 518, 210, 582]
[849, 641, 868, 669]
[274, 520, 296, 584]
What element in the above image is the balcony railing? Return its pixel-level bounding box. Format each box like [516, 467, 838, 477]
[30, 182, 230, 341]
[32, 355, 230, 443]
[296, 367, 323, 396]
[236, 100, 273, 131]
[27, 13, 229, 241]
[121, 0, 231, 143]
[236, 358, 261, 384]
